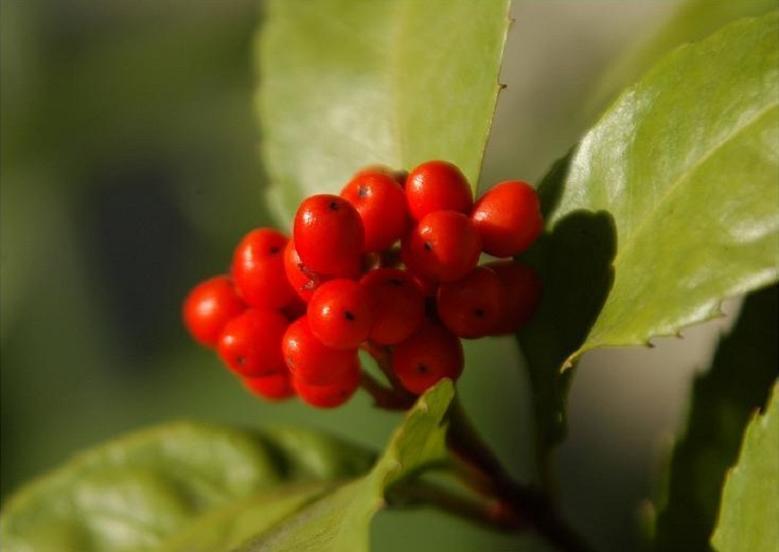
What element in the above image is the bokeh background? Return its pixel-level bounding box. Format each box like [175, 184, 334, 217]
[0, 1, 765, 550]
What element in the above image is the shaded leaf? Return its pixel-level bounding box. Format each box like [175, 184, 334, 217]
[237, 379, 455, 552]
[653, 285, 778, 550]
[0, 422, 373, 552]
[520, 13, 779, 454]
[711, 381, 779, 552]
[255, 0, 510, 223]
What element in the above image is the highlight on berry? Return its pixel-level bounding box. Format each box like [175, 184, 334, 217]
[182, 160, 544, 409]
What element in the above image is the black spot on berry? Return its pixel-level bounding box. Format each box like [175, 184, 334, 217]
[269, 246, 280, 255]
[236, 356, 246, 366]
[344, 310, 356, 321]
[423, 241, 433, 252]
[328, 200, 340, 211]
[474, 308, 486, 318]
[358, 185, 369, 198]
[416, 363, 429, 374]
[388, 278, 404, 287]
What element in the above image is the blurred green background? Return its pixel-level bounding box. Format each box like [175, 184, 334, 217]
[0, 1, 762, 550]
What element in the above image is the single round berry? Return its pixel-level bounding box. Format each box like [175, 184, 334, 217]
[341, 169, 408, 252]
[402, 211, 481, 283]
[471, 181, 543, 257]
[231, 228, 296, 309]
[360, 269, 424, 345]
[392, 322, 464, 395]
[293, 358, 360, 409]
[242, 372, 295, 401]
[182, 275, 246, 347]
[486, 261, 542, 334]
[405, 160, 473, 221]
[308, 279, 373, 350]
[282, 316, 359, 386]
[217, 309, 288, 377]
[293, 194, 364, 276]
[437, 266, 503, 338]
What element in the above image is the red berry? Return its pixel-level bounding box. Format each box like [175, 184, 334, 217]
[410, 273, 438, 297]
[293, 194, 364, 276]
[284, 240, 325, 302]
[182, 275, 246, 347]
[437, 266, 503, 338]
[471, 181, 543, 257]
[360, 269, 424, 345]
[242, 372, 295, 401]
[282, 316, 359, 385]
[392, 322, 463, 395]
[231, 228, 296, 309]
[308, 279, 373, 349]
[341, 169, 408, 252]
[402, 211, 481, 283]
[405, 160, 473, 220]
[487, 261, 542, 333]
[217, 308, 288, 377]
[293, 359, 360, 409]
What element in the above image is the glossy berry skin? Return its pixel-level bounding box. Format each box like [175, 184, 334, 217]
[341, 169, 408, 252]
[217, 309, 288, 378]
[471, 181, 543, 257]
[487, 261, 542, 333]
[360, 269, 424, 345]
[293, 359, 360, 409]
[405, 160, 473, 221]
[402, 211, 481, 283]
[293, 194, 364, 276]
[284, 240, 324, 302]
[282, 316, 359, 386]
[182, 275, 246, 347]
[437, 266, 503, 339]
[242, 372, 295, 401]
[308, 279, 373, 350]
[392, 322, 464, 395]
[232, 228, 296, 309]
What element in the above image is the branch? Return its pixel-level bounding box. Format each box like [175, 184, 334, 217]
[387, 478, 523, 533]
[446, 398, 595, 552]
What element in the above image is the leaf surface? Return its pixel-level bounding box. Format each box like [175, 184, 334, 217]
[0, 422, 373, 552]
[520, 13, 779, 452]
[653, 285, 778, 550]
[711, 381, 779, 552]
[255, 0, 511, 223]
[237, 380, 455, 552]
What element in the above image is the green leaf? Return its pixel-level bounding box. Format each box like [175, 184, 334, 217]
[590, 0, 777, 113]
[520, 13, 779, 453]
[653, 285, 778, 551]
[711, 381, 779, 552]
[0, 422, 374, 552]
[237, 379, 455, 552]
[255, 0, 511, 224]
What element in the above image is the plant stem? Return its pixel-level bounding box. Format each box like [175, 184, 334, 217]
[387, 479, 523, 533]
[360, 372, 412, 410]
[446, 398, 595, 552]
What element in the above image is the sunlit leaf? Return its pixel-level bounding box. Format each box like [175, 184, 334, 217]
[0, 422, 373, 552]
[519, 13, 779, 454]
[255, 0, 511, 224]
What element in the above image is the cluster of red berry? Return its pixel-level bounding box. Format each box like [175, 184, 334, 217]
[183, 161, 543, 409]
